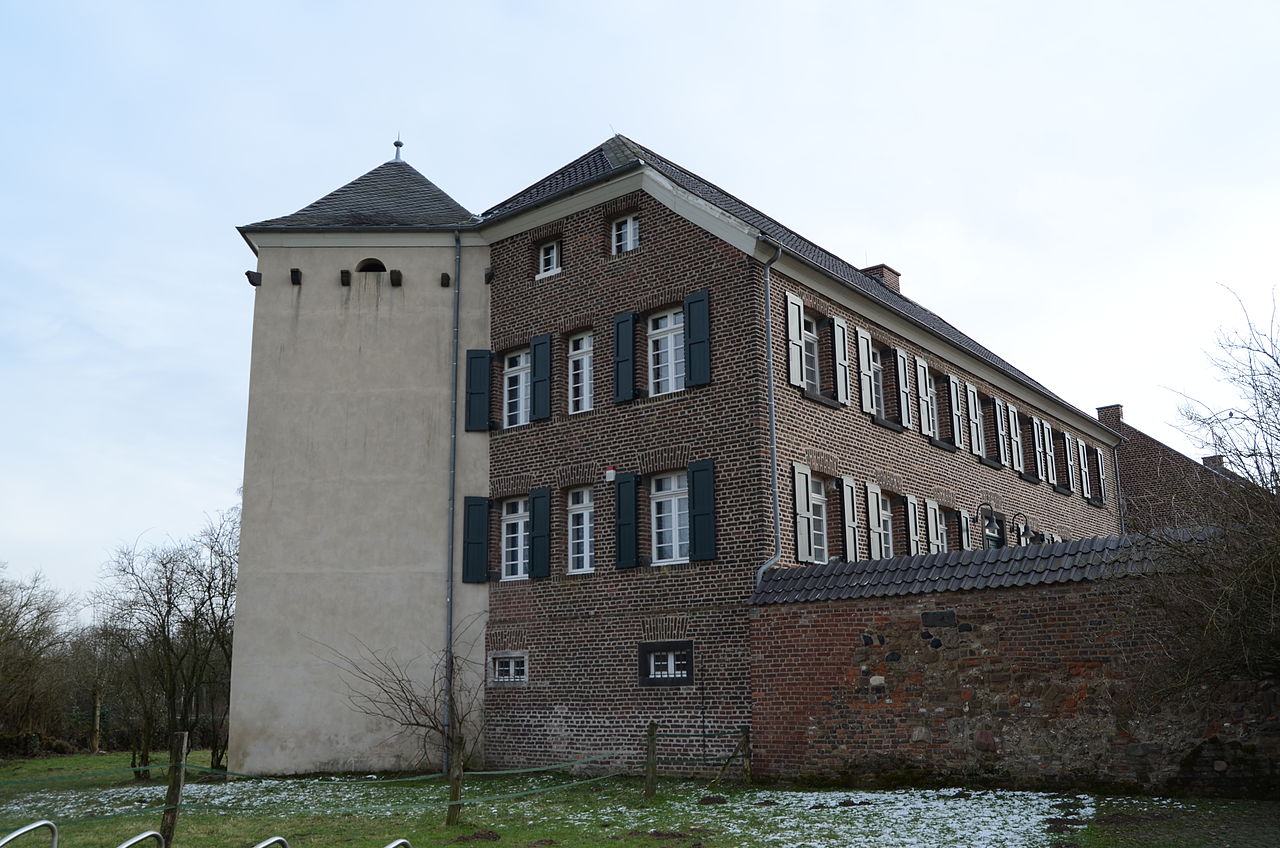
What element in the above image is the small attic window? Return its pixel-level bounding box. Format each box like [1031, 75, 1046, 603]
[357, 258, 387, 273]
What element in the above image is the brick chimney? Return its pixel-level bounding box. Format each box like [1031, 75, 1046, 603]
[861, 263, 901, 293]
[1096, 404, 1123, 428]
[1202, 455, 1227, 473]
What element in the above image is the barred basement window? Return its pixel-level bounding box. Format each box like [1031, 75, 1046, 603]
[490, 652, 528, 684]
[638, 640, 693, 686]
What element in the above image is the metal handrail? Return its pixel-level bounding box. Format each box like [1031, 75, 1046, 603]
[382, 841, 413, 848]
[113, 832, 164, 848]
[0, 821, 57, 848]
[248, 839, 289, 848]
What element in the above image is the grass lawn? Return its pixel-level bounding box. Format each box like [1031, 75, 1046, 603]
[2, 753, 1277, 848]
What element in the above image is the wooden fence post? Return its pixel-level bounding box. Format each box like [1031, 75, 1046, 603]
[742, 725, 752, 785]
[644, 722, 658, 800]
[160, 731, 188, 848]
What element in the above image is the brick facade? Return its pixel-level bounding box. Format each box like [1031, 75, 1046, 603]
[750, 580, 1279, 795]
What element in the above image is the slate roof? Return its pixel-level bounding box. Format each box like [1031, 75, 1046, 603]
[242, 159, 474, 231]
[483, 135, 1090, 416]
[751, 534, 1157, 605]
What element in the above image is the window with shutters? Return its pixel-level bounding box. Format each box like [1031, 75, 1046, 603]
[504, 350, 531, 428]
[793, 465, 857, 562]
[869, 347, 886, 417]
[648, 308, 685, 396]
[865, 483, 895, 559]
[651, 471, 689, 564]
[638, 640, 693, 686]
[568, 332, 594, 414]
[536, 240, 561, 279]
[490, 652, 528, 685]
[925, 499, 948, 554]
[990, 397, 1011, 467]
[1062, 432, 1078, 493]
[612, 215, 639, 254]
[952, 508, 973, 551]
[567, 487, 595, 573]
[501, 497, 530, 580]
[1078, 438, 1093, 500]
[785, 293, 851, 407]
[916, 359, 940, 439]
[966, 383, 989, 461]
[1082, 443, 1108, 505]
[1007, 403, 1026, 472]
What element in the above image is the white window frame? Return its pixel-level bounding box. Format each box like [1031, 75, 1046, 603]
[568, 332, 594, 414]
[809, 476, 829, 563]
[640, 641, 693, 686]
[801, 315, 821, 393]
[966, 383, 985, 456]
[567, 487, 595, 573]
[994, 398, 1010, 466]
[536, 240, 561, 279]
[1078, 439, 1093, 499]
[612, 215, 639, 254]
[925, 498, 947, 554]
[870, 348, 886, 418]
[866, 483, 893, 560]
[916, 359, 938, 437]
[501, 497, 530, 580]
[651, 471, 689, 565]
[504, 349, 531, 429]
[648, 308, 686, 397]
[490, 652, 528, 684]
[1008, 404, 1025, 472]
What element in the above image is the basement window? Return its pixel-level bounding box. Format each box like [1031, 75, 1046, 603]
[638, 640, 693, 687]
[490, 652, 528, 685]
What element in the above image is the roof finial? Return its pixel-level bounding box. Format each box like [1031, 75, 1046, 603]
[393, 135, 404, 161]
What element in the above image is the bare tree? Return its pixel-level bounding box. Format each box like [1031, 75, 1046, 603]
[1138, 298, 1280, 689]
[0, 567, 71, 743]
[315, 619, 485, 826]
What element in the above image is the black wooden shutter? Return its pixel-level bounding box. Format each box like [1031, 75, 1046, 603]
[615, 471, 639, 568]
[461, 497, 490, 583]
[683, 290, 711, 387]
[530, 334, 551, 421]
[464, 350, 491, 432]
[613, 312, 637, 403]
[687, 458, 716, 561]
[529, 486, 551, 578]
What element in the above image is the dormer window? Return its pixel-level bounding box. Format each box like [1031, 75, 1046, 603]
[356, 258, 387, 272]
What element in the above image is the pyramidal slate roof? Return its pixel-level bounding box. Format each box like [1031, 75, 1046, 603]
[484, 135, 1086, 414]
[242, 159, 474, 231]
[751, 534, 1158, 606]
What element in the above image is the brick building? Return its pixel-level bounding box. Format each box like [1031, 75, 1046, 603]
[233, 136, 1275, 790]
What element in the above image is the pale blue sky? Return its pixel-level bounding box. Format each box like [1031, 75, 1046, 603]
[3, 0, 1278, 595]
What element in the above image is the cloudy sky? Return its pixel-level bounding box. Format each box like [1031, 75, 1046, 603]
[3, 0, 1278, 596]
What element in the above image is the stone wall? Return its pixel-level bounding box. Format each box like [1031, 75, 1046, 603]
[750, 579, 1279, 796]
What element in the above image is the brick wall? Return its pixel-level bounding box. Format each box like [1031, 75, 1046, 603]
[750, 581, 1279, 795]
[1097, 404, 1221, 532]
[483, 192, 771, 768]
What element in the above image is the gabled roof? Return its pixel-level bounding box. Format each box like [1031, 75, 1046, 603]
[242, 159, 474, 231]
[484, 135, 1090, 419]
[751, 534, 1157, 605]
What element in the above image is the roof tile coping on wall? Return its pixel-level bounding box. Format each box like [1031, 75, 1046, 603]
[751, 534, 1162, 605]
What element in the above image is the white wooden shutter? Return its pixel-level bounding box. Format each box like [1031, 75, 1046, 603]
[925, 499, 945, 553]
[958, 509, 972, 550]
[856, 327, 875, 414]
[1078, 440, 1092, 498]
[1063, 433, 1077, 491]
[895, 349, 912, 428]
[785, 293, 804, 387]
[966, 383, 984, 456]
[832, 317, 851, 405]
[916, 359, 932, 435]
[1008, 404, 1024, 471]
[866, 482, 885, 559]
[905, 494, 921, 555]
[841, 475, 858, 560]
[948, 376, 964, 449]
[1031, 416, 1045, 479]
[994, 398, 1010, 465]
[1043, 421, 1057, 484]
[793, 462, 813, 562]
[1096, 448, 1108, 502]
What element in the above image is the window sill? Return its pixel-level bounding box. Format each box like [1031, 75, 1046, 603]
[499, 574, 529, 583]
[1053, 483, 1073, 496]
[977, 456, 1003, 470]
[534, 268, 562, 281]
[870, 414, 905, 433]
[566, 567, 595, 575]
[928, 437, 958, 453]
[649, 558, 690, 568]
[802, 387, 843, 409]
[1087, 496, 1106, 508]
[489, 679, 528, 687]
[1018, 471, 1041, 485]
